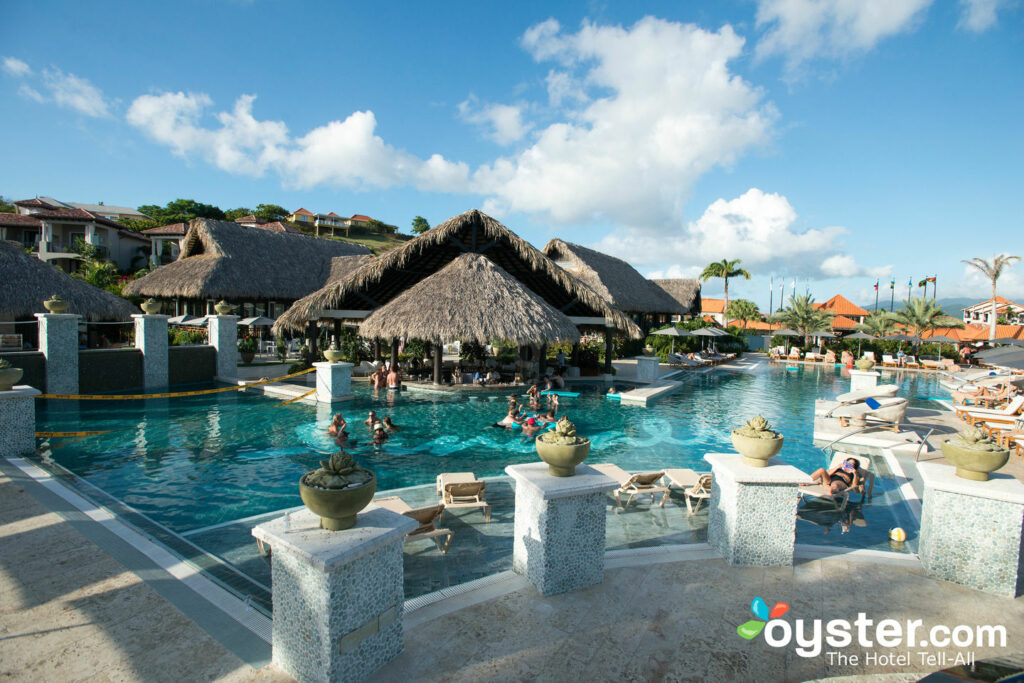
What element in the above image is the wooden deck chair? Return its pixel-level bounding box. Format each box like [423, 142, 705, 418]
[436, 472, 491, 522]
[374, 497, 454, 554]
[685, 474, 713, 514]
[592, 463, 669, 509]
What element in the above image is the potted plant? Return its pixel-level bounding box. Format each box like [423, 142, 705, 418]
[237, 336, 258, 363]
[323, 338, 344, 363]
[535, 416, 591, 477]
[731, 415, 784, 467]
[214, 300, 234, 315]
[140, 298, 162, 314]
[940, 427, 1010, 481]
[0, 359, 23, 391]
[299, 451, 376, 530]
[43, 294, 69, 314]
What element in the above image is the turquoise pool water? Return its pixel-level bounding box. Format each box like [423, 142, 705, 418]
[35, 364, 944, 534]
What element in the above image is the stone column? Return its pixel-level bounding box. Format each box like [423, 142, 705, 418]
[208, 315, 239, 379]
[705, 453, 812, 566]
[132, 314, 169, 390]
[918, 462, 1024, 597]
[849, 369, 880, 392]
[314, 361, 353, 403]
[252, 507, 417, 683]
[505, 462, 617, 596]
[35, 313, 80, 395]
[634, 356, 661, 382]
[0, 386, 41, 458]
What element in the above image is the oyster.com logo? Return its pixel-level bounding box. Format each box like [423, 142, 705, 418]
[737, 597, 789, 640]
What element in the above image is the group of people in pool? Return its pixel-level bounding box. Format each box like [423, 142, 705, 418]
[327, 409, 400, 448]
[370, 362, 403, 391]
[496, 391, 562, 438]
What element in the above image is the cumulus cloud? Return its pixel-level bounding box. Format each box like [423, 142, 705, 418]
[458, 96, 532, 145]
[41, 68, 111, 117]
[591, 188, 889, 281]
[958, 258, 1024, 300]
[126, 91, 469, 191]
[2, 56, 31, 77]
[958, 0, 1010, 31]
[755, 0, 932, 73]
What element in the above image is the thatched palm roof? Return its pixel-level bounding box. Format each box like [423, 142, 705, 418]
[652, 279, 701, 315]
[123, 219, 371, 301]
[0, 240, 137, 320]
[543, 239, 685, 315]
[274, 209, 641, 337]
[358, 254, 581, 344]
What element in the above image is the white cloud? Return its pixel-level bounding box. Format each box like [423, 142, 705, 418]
[958, 0, 1010, 31]
[17, 84, 45, 103]
[126, 91, 469, 191]
[755, 0, 932, 73]
[821, 254, 892, 279]
[2, 56, 31, 78]
[473, 17, 775, 227]
[647, 264, 702, 279]
[42, 68, 111, 117]
[958, 258, 1024, 300]
[458, 97, 532, 145]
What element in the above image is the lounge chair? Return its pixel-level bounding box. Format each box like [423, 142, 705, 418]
[788, 348, 802, 361]
[800, 453, 872, 510]
[834, 385, 900, 404]
[374, 497, 454, 553]
[881, 354, 897, 368]
[832, 397, 909, 432]
[684, 473, 712, 514]
[436, 472, 491, 522]
[905, 355, 920, 370]
[955, 395, 1024, 426]
[863, 351, 876, 363]
[592, 463, 669, 509]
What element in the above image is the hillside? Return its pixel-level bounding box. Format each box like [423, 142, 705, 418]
[858, 297, 979, 314]
[324, 229, 413, 255]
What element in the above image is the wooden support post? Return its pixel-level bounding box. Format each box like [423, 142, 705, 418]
[603, 326, 614, 374]
[390, 337, 399, 370]
[374, 338, 382, 362]
[433, 343, 442, 385]
[333, 319, 342, 345]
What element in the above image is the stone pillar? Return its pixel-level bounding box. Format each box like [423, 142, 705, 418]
[314, 361, 353, 403]
[0, 386, 41, 458]
[505, 462, 617, 596]
[132, 314, 169, 390]
[918, 463, 1024, 596]
[705, 453, 812, 566]
[849, 369, 880, 392]
[432, 344, 442, 385]
[35, 313, 80, 395]
[208, 315, 239, 379]
[252, 507, 417, 683]
[634, 356, 661, 382]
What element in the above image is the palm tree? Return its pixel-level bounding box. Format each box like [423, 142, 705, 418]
[771, 294, 833, 347]
[962, 254, 1021, 340]
[724, 299, 760, 331]
[699, 258, 751, 311]
[856, 311, 897, 338]
[889, 297, 964, 342]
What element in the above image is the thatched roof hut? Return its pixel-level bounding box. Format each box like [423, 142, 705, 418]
[543, 239, 685, 315]
[123, 218, 371, 301]
[358, 254, 581, 344]
[0, 240, 137, 320]
[652, 279, 702, 316]
[274, 210, 641, 338]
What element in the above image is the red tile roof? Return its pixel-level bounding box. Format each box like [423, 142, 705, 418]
[701, 298, 725, 314]
[253, 221, 302, 234]
[965, 296, 1021, 311]
[0, 212, 44, 227]
[233, 214, 265, 224]
[350, 214, 373, 222]
[141, 222, 188, 236]
[830, 315, 860, 330]
[292, 208, 314, 216]
[30, 208, 124, 230]
[327, 212, 341, 217]
[814, 294, 869, 317]
[14, 198, 59, 209]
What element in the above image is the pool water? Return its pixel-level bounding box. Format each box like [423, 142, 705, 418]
[35, 364, 944, 535]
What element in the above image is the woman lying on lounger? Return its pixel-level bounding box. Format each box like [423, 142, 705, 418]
[808, 458, 860, 494]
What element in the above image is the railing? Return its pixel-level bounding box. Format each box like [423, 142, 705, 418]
[817, 421, 959, 465]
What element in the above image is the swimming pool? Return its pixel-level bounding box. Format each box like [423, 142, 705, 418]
[34, 363, 944, 535]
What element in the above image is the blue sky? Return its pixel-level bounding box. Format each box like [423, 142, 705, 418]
[1, 0, 1022, 310]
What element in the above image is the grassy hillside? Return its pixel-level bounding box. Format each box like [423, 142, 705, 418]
[328, 230, 413, 255]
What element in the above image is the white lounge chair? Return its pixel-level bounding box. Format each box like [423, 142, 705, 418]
[592, 463, 669, 509]
[436, 472, 491, 522]
[832, 397, 908, 432]
[956, 395, 1024, 426]
[374, 497, 453, 553]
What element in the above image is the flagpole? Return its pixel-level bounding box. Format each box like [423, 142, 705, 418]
[778, 281, 783, 312]
[890, 280, 895, 312]
[907, 278, 912, 303]
[874, 281, 879, 311]
[769, 276, 773, 318]
[933, 275, 937, 303]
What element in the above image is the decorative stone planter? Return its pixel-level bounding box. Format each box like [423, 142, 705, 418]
[240, 351, 256, 364]
[535, 417, 591, 477]
[299, 451, 376, 530]
[43, 294, 69, 314]
[214, 300, 234, 315]
[323, 346, 344, 363]
[941, 428, 1010, 482]
[730, 416, 784, 468]
[140, 298, 162, 314]
[0, 364, 23, 391]
[855, 358, 875, 371]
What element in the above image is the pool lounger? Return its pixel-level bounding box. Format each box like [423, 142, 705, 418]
[541, 390, 580, 397]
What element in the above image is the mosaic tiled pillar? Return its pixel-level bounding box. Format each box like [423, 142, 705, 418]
[252, 507, 417, 683]
[208, 315, 239, 379]
[314, 361, 354, 403]
[919, 462, 1024, 597]
[0, 386, 40, 458]
[849, 369, 880, 392]
[505, 462, 617, 596]
[35, 313, 80, 395]
[132, 314, 169, 390]
[705, 453, 812, 566]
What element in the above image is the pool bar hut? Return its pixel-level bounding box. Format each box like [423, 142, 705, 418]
[274, 209, 642, 384]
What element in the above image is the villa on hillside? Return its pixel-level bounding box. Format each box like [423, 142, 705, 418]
[1, 197, 151, 273]
[963, 296, 1024, 325]
[286, 208, 379, 238]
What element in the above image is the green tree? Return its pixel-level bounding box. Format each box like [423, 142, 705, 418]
[224, 207, 254, 221]
[771, 294, 833, 347]
[699, 258, 751, 311]
[961, 254, 1021, 340]
[856, 310, 897, 338]
[137, 198, 225, 226]
[411, 216, 430, 235]
[889, 297, 964, 342]
[0, 195, 15, 213]
[724, 299, 760, 330]
[255, 204, 289, 221]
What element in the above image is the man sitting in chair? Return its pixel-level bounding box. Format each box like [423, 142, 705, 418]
[807, 457, 860, 495]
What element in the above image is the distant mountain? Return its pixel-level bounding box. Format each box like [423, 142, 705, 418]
[858, 297, 978, 315]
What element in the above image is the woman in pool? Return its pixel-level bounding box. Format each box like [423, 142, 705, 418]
[327, 413, 348, 438]
[381, 416, 400, 433]
[364, 410, 378, 428]
[537, 407, 558, 423]
[497, 404, 525, 428]
[807, 457, 860, 495]
[372, 422, 389, 446]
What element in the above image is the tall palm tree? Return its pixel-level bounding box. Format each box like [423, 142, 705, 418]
[889, 297, 963, 342]
[724, 298, 760, 331]
[962, 254, 1021, 340]
[699, 258, 751, 312]
[856, 311, 897, 338]
[770, 294, 833, 347]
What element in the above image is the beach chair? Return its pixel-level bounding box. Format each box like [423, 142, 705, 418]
[832, 397, 908, 432]
[956, 395, 1024, 426]
[436, 472, 491, 522]
[684, 473, 712, 514]
[905, 355, 920, 369]
[788, 348, 802, 361]
[374, 497, 454, 553]
[881, 354, 897, 367]
[592, 463, 669, 509]
[863, 351, 876, 362]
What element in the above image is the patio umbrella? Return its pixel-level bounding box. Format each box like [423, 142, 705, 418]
[239, 316, 276, 327]
[924, 334, 960, 362]
[996, 356, 1024, 371]
[772, 327, 801, 353]
[991, 337, 1024, 347]
[650, 326, 690, 354]
[690, 327, 726, 350]
[884, 333, 920, 351]
[168, 314, 201, 325]
[976, 346, 1024, 360]
[844, 331, 875, 356]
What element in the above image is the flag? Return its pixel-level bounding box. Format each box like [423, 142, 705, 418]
[874, 281, 879, 291]
[925, 276, 936, 283]
[890, 279, 895, 289]
[908, 278, 913, 287]
[918, 278, 928, 287]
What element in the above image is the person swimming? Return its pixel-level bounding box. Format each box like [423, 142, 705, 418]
[521, 417, 541, 438]
[327, 413, 348, 437]
[364, 410, 378, 428]
[372, 422, 389, 446]
[607, 387, 618, 395]
[497, 404, 525, 428]
[381, 416, 400, 433]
